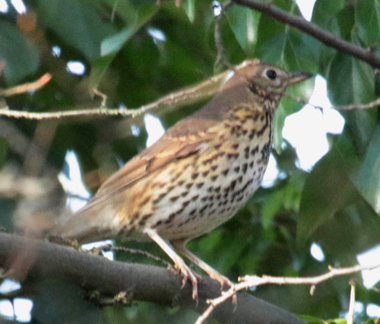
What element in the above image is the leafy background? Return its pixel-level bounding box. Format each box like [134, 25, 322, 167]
[0, 0, 379, 323]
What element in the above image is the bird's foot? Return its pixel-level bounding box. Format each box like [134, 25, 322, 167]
[206, 268, 234, 290]
[174, 259, 199, 301]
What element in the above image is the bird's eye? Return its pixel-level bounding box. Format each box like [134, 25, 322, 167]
[266, 69, 277, 80]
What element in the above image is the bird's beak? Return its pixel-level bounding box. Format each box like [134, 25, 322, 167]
[287, 71, 314, 85]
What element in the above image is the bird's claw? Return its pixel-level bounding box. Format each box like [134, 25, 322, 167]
[175, 263, 199, 301]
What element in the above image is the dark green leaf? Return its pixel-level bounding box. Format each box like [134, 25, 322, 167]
[225, 5, 260, 54]
[351, 125, 380, 214]
[90, 2, 158, 88]
[38, 0, 115, 61]
[89, 53, 116, 89]
[0, 21, 39, 84]
[327, 40, 375, 106]
[311, 0, 344, 31]
[336, 6, 354, 40]
[256, 0, 318, 71]
[298, 148, 357, 242]
[355, 0, 380, 46]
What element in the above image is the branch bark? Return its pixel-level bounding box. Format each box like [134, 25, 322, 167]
[232, 0, 380, 69]
[0, 233, 305, 324]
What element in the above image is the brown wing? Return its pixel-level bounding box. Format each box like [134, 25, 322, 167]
[53, 117, 217, 241]
[80, 115, 218, 211]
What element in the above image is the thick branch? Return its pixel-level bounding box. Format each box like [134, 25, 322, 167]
[0, 233, 305, 324]
[233, 0, 380, 69]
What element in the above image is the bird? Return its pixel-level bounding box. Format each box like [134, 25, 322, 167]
[53, 59, 312, 300]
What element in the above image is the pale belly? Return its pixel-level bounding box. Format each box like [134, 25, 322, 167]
[135, 137, 271, 241]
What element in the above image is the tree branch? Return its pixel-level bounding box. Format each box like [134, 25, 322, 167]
[0, 67, 232, 120]
[232, 0, 380, 69]
[0, 233, 305, 324]
[197, 263, 380, 324]
[0, 74, 52, 97]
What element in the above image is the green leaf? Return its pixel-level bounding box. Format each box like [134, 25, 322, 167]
[89, 53, 116, 89]
[298, 147, 357, 242]
[327, 32, 376, 150]
[225, 5, 260, 54]
[0, 21, 39, 84]
[298, 314, 325, 324]
[326, 40, 375, 106]
[311, 0, 345, 31]
[262, 189, 284, 229]
[182, 0, 196, 23]
[38, 0, 115, 61]
[311, 0, 344, 70]
[262, 175, 304, 229]
[90, 2, 158, 88]
[355, 0, 380, 46]
[101, 2, 158, 57]
[98, 0, 139, 24]
[101, 27, 136, 56]
[336, 6, 354, 40]
[351, 125, 380, 214]
[255, 0, 318, 71]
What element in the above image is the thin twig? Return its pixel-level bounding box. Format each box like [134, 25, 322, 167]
[283, 92, 380, 111]
[336, 97, 380, 110]
[0, 73, 52, 97]
[195, 263, 380, 324]
[0, 68, 232, 120]
[232, 0, 380, 69]
[347, 281, 355, 324]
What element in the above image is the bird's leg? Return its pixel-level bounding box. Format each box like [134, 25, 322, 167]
[171, 239, 233, 289]
[144, 229, 198, 301]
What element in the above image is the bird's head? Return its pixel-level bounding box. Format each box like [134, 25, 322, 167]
[224, 59, 313, 101]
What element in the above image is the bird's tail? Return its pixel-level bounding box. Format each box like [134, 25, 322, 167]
[49, 202, 116, 243]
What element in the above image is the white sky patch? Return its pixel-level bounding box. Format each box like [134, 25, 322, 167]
[14, 298, 33, 322]
[296, 0, 316, 21]
[10, 0, 26, 14]
[0, 280, 21, 294]
[357, 245, 380, 288]
[81, 240, 114, 260]
[66, 61, 86, 75]
[144, 113, 165, 147]
[354, 302, 364, 314]
[367, 303, 380, 317]
[283, 75, 345, 171]
[0, 0, 8, 13]
[212, 0, 222, 17]
[0, 300, 14, 320]
[310, 242, 325, 262]
[147, 27, 166, 42]
[130, 124, 140, 137]
[58, 150, 90, 213]
[52, 45, 61, 57]
[262, 154, 280, 188]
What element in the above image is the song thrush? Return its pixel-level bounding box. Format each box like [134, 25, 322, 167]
[54, 59, 312, 300]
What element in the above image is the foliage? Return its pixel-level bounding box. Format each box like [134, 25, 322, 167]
[0, 0, 379, 323]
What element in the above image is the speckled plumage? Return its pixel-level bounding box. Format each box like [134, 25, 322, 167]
[54, 59, 312, 300]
